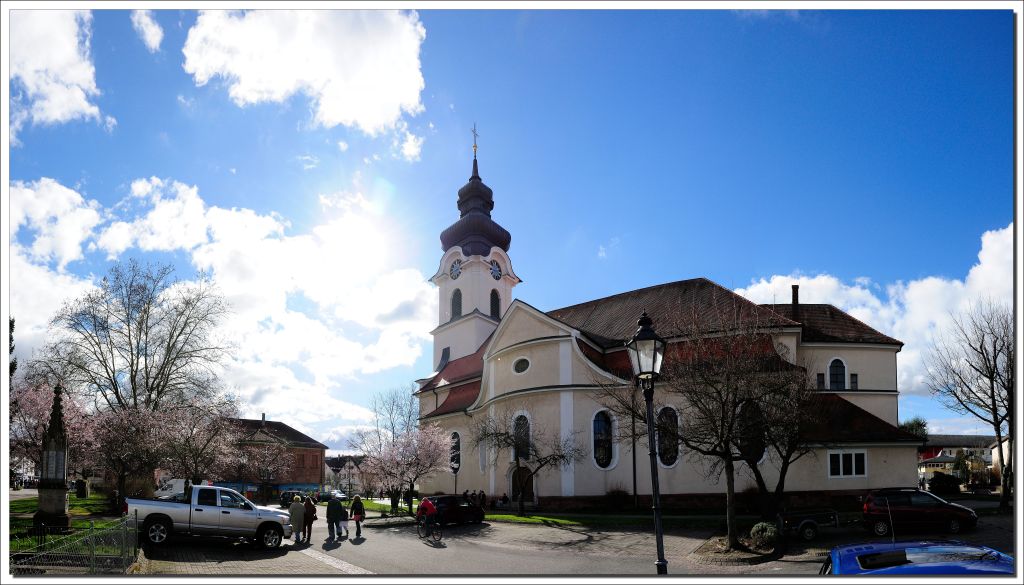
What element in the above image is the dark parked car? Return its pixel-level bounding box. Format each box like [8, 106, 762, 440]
[819, 540, 1013, 575]
[863, 488, 977, 536]
[419, 495, 484, 526]
[280, 490, 304, 508]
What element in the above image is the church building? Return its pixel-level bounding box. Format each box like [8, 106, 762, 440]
[416, 153, 922, 507]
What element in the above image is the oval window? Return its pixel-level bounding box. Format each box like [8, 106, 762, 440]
[513, 358, 530, 373]
[593, 411, 613, 469]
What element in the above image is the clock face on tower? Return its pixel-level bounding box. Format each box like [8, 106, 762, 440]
[449, 259, 462, 280]
[490, 260, 502, 280]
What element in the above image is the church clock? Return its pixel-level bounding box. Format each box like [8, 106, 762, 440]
[450, 259, 462, 279]
[490, 260, 503, 280]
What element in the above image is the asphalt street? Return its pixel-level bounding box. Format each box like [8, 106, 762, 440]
[300, 520, 687, 576]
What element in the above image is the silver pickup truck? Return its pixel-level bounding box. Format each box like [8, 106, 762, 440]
[126, 485, 293, 548]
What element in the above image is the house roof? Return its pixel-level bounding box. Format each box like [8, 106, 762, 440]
[761, 303, 903, 346]
[232, 418, 328, 450]
[418, 336, 488, 393]
[921, 454, 957, 464]
[422, 380, 481, 419]
[803, 395, 924, 444]
[547, 278, 798, 349]
[924, 434, 998, 448]
[326, 454, 366, 469]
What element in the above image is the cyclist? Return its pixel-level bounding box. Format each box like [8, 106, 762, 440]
[417, 497, 439, 534]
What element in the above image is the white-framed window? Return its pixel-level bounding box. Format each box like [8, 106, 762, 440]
[829, 358, 846, 390]
[512, 357, 530, 375]
[656, 406, 680, 467]
[828, 449, 867, 478]
[591, 409, 616, 470]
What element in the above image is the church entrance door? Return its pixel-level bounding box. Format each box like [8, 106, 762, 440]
[510, 467, 534, 502]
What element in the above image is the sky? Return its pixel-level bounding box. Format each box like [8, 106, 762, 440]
[4, 7, 1018, 452]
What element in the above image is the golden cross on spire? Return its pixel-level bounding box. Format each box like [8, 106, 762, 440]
[471, 123, 479, 158]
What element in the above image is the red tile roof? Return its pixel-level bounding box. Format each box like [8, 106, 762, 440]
[418, 339, 487, 393]
[803, 395, 922, 443]
[548, 278, 798, 349]
[762, 304, 902, 346]
[422, 381, 481, 419]
[232, 418, 328, 449]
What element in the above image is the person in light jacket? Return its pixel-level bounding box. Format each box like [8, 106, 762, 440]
[288, 495, 305, 544]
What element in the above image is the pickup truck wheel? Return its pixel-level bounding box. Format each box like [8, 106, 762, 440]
[871, 520, 891, 537]
[259, 525, 283, 549]
[145, 518, 171, 546]
[800, 523, 819, 541]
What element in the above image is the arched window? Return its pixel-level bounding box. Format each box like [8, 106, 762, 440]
[657, 407, 679, 466]
[490, 289, 501, 319]
[513, 415, 531, 461]
[451, 289, 462, 320]
[450, 432, 461, 474]
[593, 411, 613, 469]
[829, 359, 846, 390]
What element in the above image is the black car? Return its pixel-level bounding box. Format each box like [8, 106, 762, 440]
[280, 490, 304, 508]
[420, 495, 484, 526]
[863, 488, 978, 536]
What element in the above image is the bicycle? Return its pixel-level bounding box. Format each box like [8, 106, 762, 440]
[416, 515, 442, 542]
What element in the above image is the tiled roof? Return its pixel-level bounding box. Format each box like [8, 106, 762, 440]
[762, 304, 902, 346]
[803, 395, 923, 444]
[921, 454, 956, 464]
[419, 338, 488, 393]
[548, 278, 798, 349]
[422, 380, 481, 419]
[232, 418, 328, 450]
[924, 434, 997, 448]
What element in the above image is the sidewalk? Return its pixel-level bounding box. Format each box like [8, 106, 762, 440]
[140, 537, 367, 575]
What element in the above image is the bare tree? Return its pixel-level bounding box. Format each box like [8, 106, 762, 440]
[28, 259, 231, 412]
[926, 301, 1013, 508]
[473, 403, 585, 516]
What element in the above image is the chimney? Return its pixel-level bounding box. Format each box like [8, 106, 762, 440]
[791, 284, 799, 306]
[261, 413, 266, 423]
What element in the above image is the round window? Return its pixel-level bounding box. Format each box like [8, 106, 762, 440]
[513, 358, 530, 374]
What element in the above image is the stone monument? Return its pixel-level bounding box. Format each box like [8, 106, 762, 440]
[33, 385, 70, 529]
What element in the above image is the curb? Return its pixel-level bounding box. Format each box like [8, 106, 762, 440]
[688, 550, 783, 566]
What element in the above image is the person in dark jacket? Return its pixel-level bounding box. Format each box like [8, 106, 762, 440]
[326, 494, 344, 540]
[350, 495, 365, 538]
[302, 496, 317, 543]
[478, 489, 487, 510]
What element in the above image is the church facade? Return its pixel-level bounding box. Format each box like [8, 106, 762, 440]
[416, 156, 922, 506]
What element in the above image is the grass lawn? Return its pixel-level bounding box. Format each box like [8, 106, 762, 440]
[9, 492, 110, 516]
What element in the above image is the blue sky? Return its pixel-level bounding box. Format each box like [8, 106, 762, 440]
[5, 8, 1016, 449]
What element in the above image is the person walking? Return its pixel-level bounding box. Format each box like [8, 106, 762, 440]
[303, 495, 318, 543]
[340, 499, 350, 538]
[350, 495, 365, 539]
[326, 493, 344, 541]
[478, 489, 487, 510]
[288, 495, 305, 544]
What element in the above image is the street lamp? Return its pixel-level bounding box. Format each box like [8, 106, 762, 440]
[626, 311, 668, 575]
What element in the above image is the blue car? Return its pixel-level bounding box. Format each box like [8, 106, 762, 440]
[820, 540, 1014, 575]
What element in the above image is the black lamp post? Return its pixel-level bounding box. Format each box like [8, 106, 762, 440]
[626, 312, 668, 575]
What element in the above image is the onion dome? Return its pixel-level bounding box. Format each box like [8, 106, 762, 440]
[439, 157, 512, 255]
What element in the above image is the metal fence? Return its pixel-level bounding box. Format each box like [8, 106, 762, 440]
[10, 513, 139, 575]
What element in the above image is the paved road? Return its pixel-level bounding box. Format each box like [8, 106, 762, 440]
[9, 488, 39, 500]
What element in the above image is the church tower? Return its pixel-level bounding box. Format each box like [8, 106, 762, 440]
[429, 139, 520, 368]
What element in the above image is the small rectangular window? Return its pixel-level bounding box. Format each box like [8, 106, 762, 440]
[851, 373, 859, 390]
[854, 453, 865, 475]
[817, 373, 826, 389]
[842, 453, 853, 475]
[829, 450, 867, 478]
[829, 453, 841, 476]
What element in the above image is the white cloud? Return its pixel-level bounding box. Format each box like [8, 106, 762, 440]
[97, 177, 210, 255]
[9, 178, 102, 269]
[296, 154, 320, 170]
[182, 10, 426, 136]
[10, 10, 114, 144]
[337, 140, 349, 152]
[400, 130, 424, 162]
[177, 94, 195, 109]
[735, 223, 1013, 397]
[130, 10, 163, 53]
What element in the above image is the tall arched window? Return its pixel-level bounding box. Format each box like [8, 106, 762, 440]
[490, 289, 501, 319]
[593, 411, 613, 469]
[829, 359, 846, 390]
[450, 432, 461, 474]
[513, 415, 531, 461]
[657, 407, 679, 466]
[451, 289, 462, 320]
